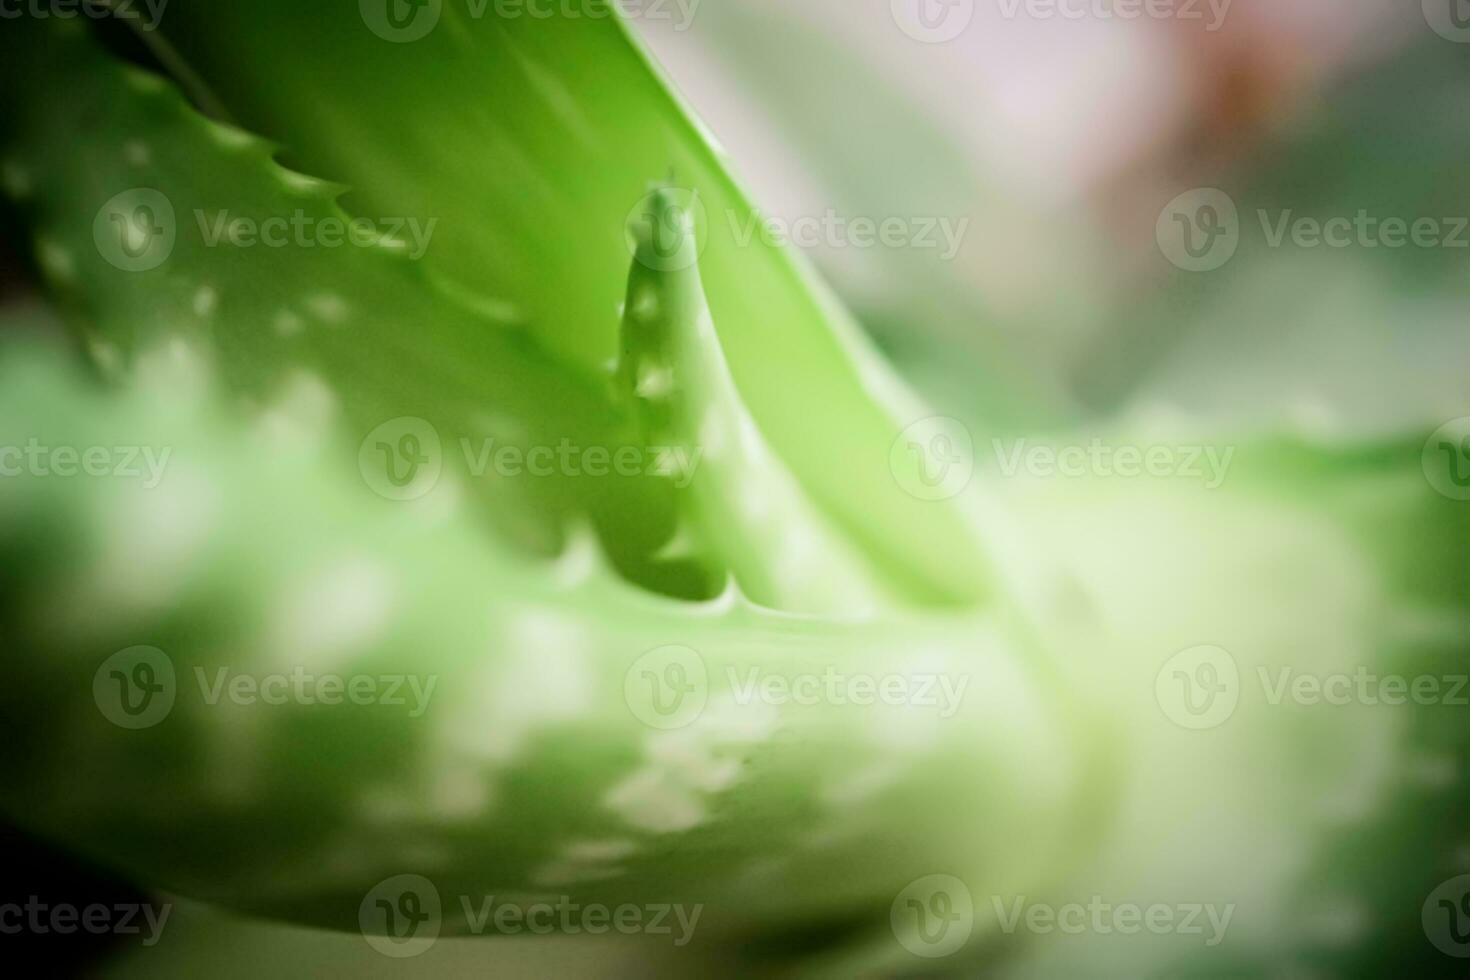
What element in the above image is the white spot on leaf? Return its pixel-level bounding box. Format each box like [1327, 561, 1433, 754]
[36, 238, 75, 283]
[604, 695, 776, 833]
[268, 557, 396, 668]
[442, 609, 591, 765]
[632, 287, 659, 322]
[2, 161, 31, 199]
[123, 140, 151, 167]
[307, 292, 350, 325]
[192, 285, 218, 318]
[273, 309, 304, 337]
[636, 362, 674, 400]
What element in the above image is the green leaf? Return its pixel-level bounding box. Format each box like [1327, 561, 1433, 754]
[614, 187, 895, 612]
[139, 0, 1006, 606]
[0, 18, 680, 575]
[0, 342, 1092, 948]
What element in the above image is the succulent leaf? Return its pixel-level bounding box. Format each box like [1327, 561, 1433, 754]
[614, 186, 896, 613]
[140, 0, 1005, 606]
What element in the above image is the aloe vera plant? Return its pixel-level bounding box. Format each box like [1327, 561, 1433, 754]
[0, 5, 1466, 978]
